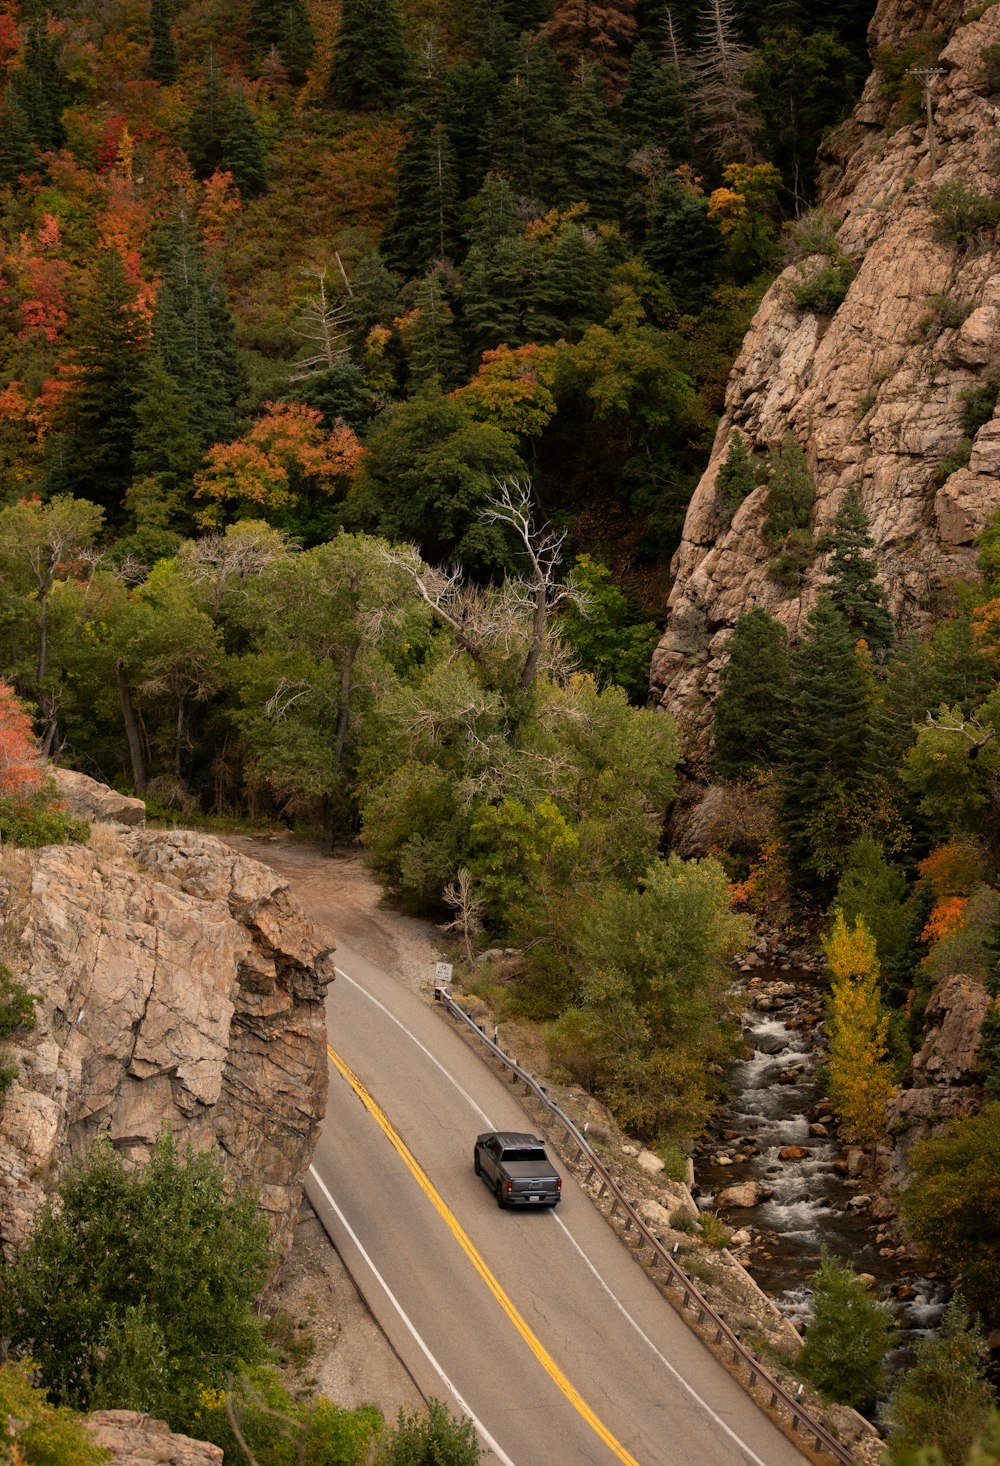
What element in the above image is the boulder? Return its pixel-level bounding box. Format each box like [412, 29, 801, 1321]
[637, 1148, 665, 1176]
[85, 1412, 222, 1465]
[715, 1180, 766, 1208]
[47, 767, 146, 827]
[778, 1145, 809, 1161]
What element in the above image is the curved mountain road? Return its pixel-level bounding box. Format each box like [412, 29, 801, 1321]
[306, 937, 809, 1466]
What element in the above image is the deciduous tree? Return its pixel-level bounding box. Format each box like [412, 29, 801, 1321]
[821, 911, 895, 1150]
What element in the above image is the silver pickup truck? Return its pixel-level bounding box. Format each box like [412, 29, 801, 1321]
[473, 1131, 562, 1208]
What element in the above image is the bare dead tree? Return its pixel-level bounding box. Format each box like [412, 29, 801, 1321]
[288, 267, 352, 383]
[692, 0, 759, 163]
[924, 708, 997, 757]
[177, 523, 293, 618]
[482, 478, 582, 697]
[440, 867, 485, 966]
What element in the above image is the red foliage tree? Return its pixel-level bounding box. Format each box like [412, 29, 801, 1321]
[0, 680, 44, 801]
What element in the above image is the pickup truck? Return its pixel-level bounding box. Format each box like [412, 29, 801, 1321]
[473, 1131, 562, 1208]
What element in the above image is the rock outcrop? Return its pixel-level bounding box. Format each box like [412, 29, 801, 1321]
[885, 971, 991, 1186]
[651, 0, 1000, 754]
[85, 1412, 223, 1466]
[0, 805, 335, 1261]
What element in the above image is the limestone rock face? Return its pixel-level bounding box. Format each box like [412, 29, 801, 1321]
[0, 823, 335, 1261]
[884, 973, 990, 1186]
[85, 1411, 223, 1466]
[650, 0, 1000, 755]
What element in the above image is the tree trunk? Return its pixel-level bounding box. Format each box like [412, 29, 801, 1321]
[115, 658, 147, 796]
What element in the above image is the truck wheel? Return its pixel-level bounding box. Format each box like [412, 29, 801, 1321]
[495, 1181, 505, 1208]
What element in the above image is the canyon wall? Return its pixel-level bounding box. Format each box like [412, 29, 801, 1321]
[651, 0, 1000, 756]
[0, 788, 335, 1261]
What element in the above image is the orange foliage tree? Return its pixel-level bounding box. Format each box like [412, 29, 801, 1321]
[194, 402, 363, 526]
[451, 344, 558, 441]
[0, 680, 43, 801]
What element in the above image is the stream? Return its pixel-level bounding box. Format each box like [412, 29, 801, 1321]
[695, 965, 949, 1365]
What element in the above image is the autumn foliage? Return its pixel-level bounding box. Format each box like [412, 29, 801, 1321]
[0, 679, 43, 801]
[822, 912, 895, 1150]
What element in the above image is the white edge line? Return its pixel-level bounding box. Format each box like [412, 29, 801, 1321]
[334, 966, 493, 1125]
[307, 1164, 516, 1466]
[334, 962, 780, 1466]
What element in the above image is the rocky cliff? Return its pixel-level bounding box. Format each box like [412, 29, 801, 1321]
[651, 0, 1000, 753]
[0, 782, 335, 1261]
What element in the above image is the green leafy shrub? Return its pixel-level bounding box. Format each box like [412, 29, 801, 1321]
[931, 180, 1000, 248]
[0, 784, 88, 848]
[377, 1399, 480, 1465]
[980, 43, 1000, 92]
[783, 209, 844, 261]
[885, 1297, 993, 1466]
[961, 376, 1000, 438]
[797, 1251, 895, 1407]
[197, 1365, 383, 1466]
[0, 1360, 107, 1466]
[790, 258, 855, 314]
[898, 1104, 1000, 1318]
[766, 528, 813, 594]
[1, 1132, 273, 1433]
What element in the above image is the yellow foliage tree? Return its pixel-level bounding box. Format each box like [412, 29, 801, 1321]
[821, 912, 895, 1151]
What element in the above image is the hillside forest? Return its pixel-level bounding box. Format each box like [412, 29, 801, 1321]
[2, 0, 1000, 1457]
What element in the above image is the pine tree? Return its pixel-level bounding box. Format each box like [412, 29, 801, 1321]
[825, 485, 893, 655]
[443, 58, 503, 197]
[402, 272, 464, 389]
[493, 35, 568, 206]
[55, 248, 150, 516]
[348, 252, 401, 352]
[247, 0, 315, 83]
[775, 596, 876, 892]
[0, 86, 41, 184]
[715, 428, 757, 522]
[712, 606, 789, 778]
[9, 17, 66, 150]
[561, 62, 624, 218]
[150, 211, 242, 450]
[381, 119, 461, 270]
[148, 0, 178, 84]
[186, 56, 267, 197]
[620, 39, 693, 160]
[541, 222, 610, 338]
[328, 0, 409, 109]
[643, 174, 723, 312]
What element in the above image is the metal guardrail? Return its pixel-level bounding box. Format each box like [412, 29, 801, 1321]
[435, 984, 857, 1466]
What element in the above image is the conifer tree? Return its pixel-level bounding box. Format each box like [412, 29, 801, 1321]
[443, 58, 503, 197]
[0, 87, 40, 183]
[247, 0, 315, 83]
[381, 119, 461, 270]
[493, 35, 568, 206]
[348, 253, 401, 352]
[328, 0, 409, 109]
[561, 63, 624, 218]
[402, 273, 464, 389]
[825, 486, 893, 655]
[186, 57, 267, 197]
[54, 248, 150, 515]
[545, 0, 638, 83]
[715, 428, 757, 522]
[8, 17, 66, 150]
[148, 0, 178, 84]
[712, 606, 789, 778]
[775, 596, 876, 891]
[643, 174, 723, 311]
[620, 39, 693, 160]
[148, 211, 242, 451]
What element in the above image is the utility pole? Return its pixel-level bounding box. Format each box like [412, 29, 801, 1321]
[907, 66, 947, 174]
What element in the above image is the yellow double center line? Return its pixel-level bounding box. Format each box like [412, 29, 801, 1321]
[328, 1044, 641, 1466]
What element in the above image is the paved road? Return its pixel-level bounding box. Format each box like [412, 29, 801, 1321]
[307, 939, 808, 1466]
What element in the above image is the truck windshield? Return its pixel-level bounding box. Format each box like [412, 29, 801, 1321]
[503, 1148, 547, 1163]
